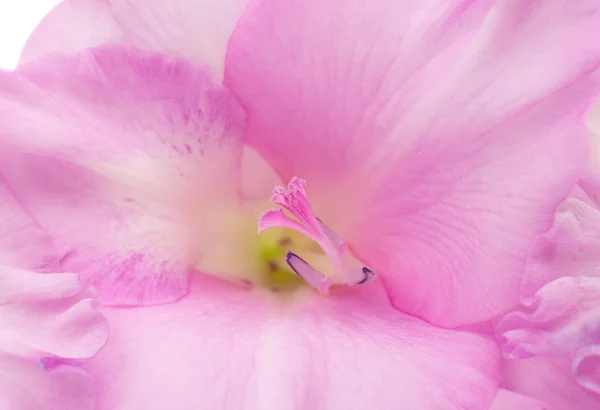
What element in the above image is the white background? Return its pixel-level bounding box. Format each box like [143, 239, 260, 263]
[0, 1, 62, 69]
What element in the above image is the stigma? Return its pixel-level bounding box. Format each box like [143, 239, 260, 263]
[258, 177, 376, 294]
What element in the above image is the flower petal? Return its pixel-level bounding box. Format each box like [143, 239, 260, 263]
[0, 178, 58, 272]
[0, 185, 107, 410]
[20, 0, 248, 78]
[521, 196, 600, 298]
[0, 356, 97, 410]
[489, 389, 548, 410]
[0, 265, 107, 410]
[224, 0, 600, 326]
[0, 266, 107, 362]
[497, 276, 600, 359]
[86, 275, 500, 410]
[574, 345, 600, 395]
[502, 357, 600, 410]
[496, 185, 600, 408]
[0, 44, 245, 306]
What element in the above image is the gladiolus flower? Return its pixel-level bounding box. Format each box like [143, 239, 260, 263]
[1, 0, 600, 408]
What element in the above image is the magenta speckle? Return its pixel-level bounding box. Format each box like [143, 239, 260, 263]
[171, 144, 183, 154]
[184, 143, 192, 154]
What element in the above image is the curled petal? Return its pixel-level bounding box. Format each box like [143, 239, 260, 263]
[0, 266, 107, 410]
[497, 277, 600, 359]
[521, 196, 600, 299]
[0, 266, 107, 362]
[574, 345, 600, 395]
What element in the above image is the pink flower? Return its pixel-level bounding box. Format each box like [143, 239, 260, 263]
[2, 0, 600, 408]
[495, 175, 600, 410]
[0, 180, 107, 410]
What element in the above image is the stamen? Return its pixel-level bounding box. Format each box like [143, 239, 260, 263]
[343, 266, 376, 285]
[286, 252, 332, 294]
[358, 267, 377, 284]
[258, 177, 377, 291]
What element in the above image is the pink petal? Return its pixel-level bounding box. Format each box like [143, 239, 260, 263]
[489, 389, 548, 410]
[575, 345, 600, 395]
[0, 183, 106, 409]
[0, 356, 97, 410]
[20, 0, 248, 78]
[224, 0, 600, 326]
[502, 357, 600, 410]
[497, 277, 600, 359]
[0, 266, 107, 361]
[0, 266, 107, 410]
[0, 44, 245, 306]
[587, 102, 600, 170]
[86, 275, 500, 410]
[0, 178, 58, 272]
[495, 188, 600, 407]
[521, 196, 600, 298]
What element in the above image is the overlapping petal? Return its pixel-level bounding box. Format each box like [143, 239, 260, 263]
[497, 276, 600, 361]
[521, 196, 600, 298]
[501, 358, 600, 410]
[20, 0, 248, 78]
[0, 44, 245, 306]
[0, 181, 107, 410]
[496, 182, 600, 409]
[85, 275, 500, 410]
[0, 266, 107, 410]
[224, 0, 600, 326]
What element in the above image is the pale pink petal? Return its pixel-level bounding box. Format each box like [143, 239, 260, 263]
[497, 277, 600, 359]
[86, 275, 500, 410]
[19, 0, 122, 68]
[0, 44, 245, 306]
[521, 196, 600, 298]
[502, 357, 600, 410]
[224, 0, 600, 326]
[574, 345, 600, 395]
[0, 266, 107, 410]
[489, 389, 548, 410]
[0, 185, 107, 409]
[20, 0, 248, 78]
[0, 356, 97, 410]
[0, 178, 58, 272]
[586, 101, 600, 170]
[0, 266, 107, 361]
[495, 175, 600, 408]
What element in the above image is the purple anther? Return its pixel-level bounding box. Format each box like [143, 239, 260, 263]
[286, 251, 332, 294]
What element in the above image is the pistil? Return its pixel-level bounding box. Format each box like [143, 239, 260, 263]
[258, 177, 375, 293]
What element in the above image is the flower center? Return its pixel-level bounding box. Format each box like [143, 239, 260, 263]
[196, 177, 375, 293]
[257, 177, 375, 293]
